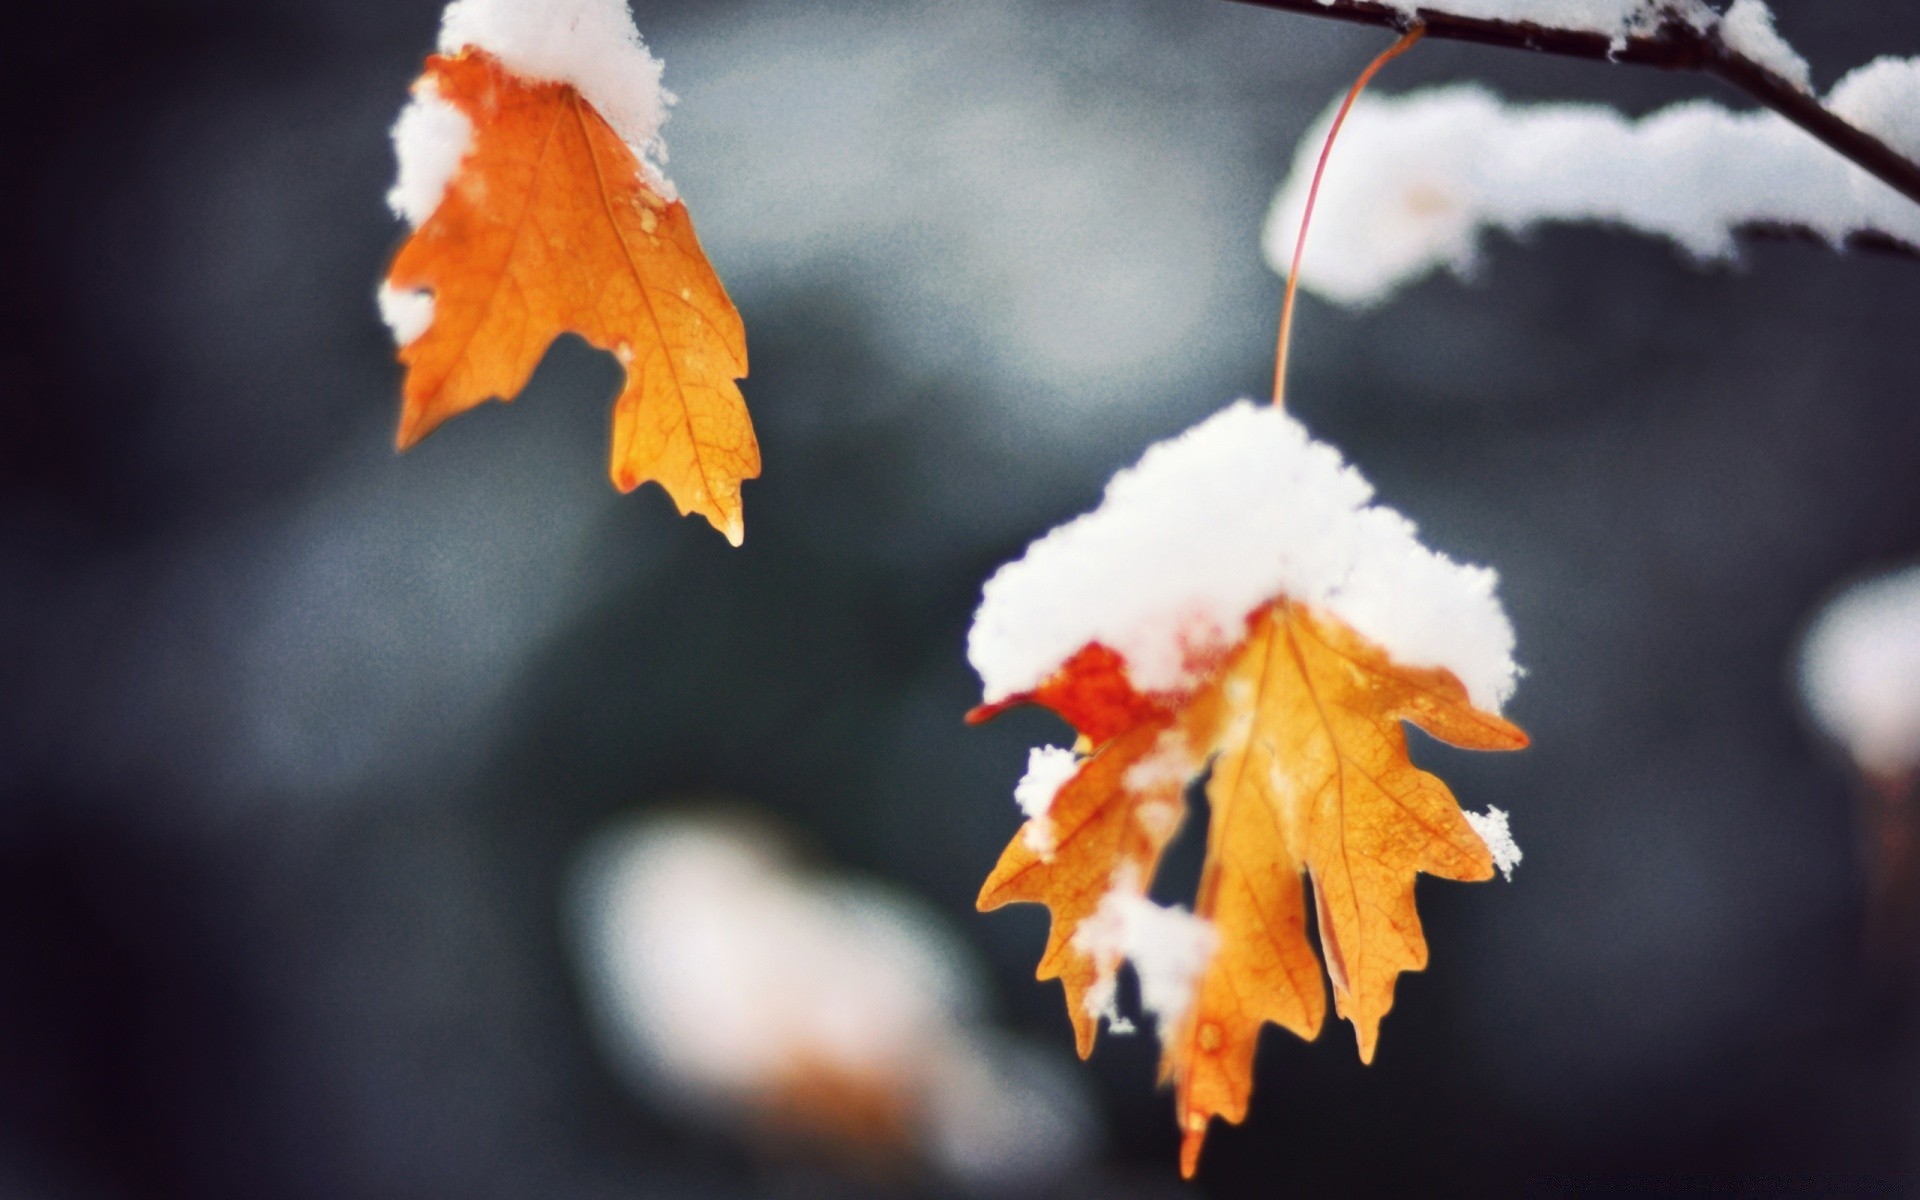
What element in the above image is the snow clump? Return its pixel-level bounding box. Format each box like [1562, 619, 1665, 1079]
[1465, 807, 1524, 880]
[1800, 566, 1920, 779]
[385, 76, 473, 229]
[1013, 745, 1080, 859]
[1828, 57, 1920, 168]
[438, 0, 675, 194]
[968, 401, 1519, 713]
[1072, 891, 1218, 1039]
[1716, 0, 1810, 92]
[375, 283, 435, 348]
[380, 75, 472, 344]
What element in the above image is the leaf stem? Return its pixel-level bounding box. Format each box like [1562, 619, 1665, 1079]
[1275, 25, 1425, 408]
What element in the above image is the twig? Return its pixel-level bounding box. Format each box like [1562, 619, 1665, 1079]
[1224, 0, 1920, 210]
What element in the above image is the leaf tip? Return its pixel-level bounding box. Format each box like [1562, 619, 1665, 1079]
[973, 876, 1003, 914]
[965, 695, 1028, 725]
[1354, 1019, 1380, 1065]
[1179, 1120, 1209, 1178]
[1070, 1007, 1099, 1060]
[394, 414, 427, 453]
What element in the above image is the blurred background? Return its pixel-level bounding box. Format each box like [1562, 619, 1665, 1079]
[3, 0, 1920, 1194]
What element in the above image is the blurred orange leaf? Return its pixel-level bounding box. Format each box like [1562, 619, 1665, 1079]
[385, 49, 756, 544]
[977, 599, 1526, 1176]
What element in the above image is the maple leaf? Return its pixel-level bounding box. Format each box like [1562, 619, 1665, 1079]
[384, 48, 756, 544]
[969, 401, 1527, 1176]
[978, 600, 1525, 1174]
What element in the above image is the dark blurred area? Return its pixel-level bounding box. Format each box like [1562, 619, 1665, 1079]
[3, 0, 1920, 1195]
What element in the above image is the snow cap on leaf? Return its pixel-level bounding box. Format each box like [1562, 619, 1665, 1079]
[437, 0, 675, 195]
[968, 401, 1519, 713]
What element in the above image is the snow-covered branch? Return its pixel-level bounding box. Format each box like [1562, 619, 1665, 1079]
[1263, 64, 1920, 306]
[1227, 0, 1920, 209]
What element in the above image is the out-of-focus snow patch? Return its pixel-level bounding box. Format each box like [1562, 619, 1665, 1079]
[663, 1, 1249, 428]
[385, 78, 472, 228]
[1466, 807, 1524, 880]
[436, 0, 675, 194]
[1800, 565, 1920, 779]
[1013, 745, 1080, 859]
[1717, 1, 1810, 92]
[969, 402, 1518, 711]
[918, 1031, 1094, 1192]
[1072, 891, 1216, 1038]
[1264, 71, 1920, 308]
[1829, 57, 1920, 167]
[569, 812, 1095, 1191]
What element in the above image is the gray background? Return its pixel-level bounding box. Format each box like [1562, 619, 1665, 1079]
[2, 0, 1918, 1194]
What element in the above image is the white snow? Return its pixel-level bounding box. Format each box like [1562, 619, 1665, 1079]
[1800, 566, 1920, 779]
[436, 0, 676, 195]
[1072, 891, 1217, 1037]
[1013, 745, 1080, 858]
[569, 814, 1095, 1186]
[1829, 57, 1920, 168]
[1465, 807, 1523, 880]
[385, 78, 472, 229]
[1264, 72, 1920, 307]
[574, 817, 968, 1096]
[968, 402, 1519, 712]
[1348, 0, 1709, 42]
[1717, 1, 1809, 93]
[375, 283, 434, 347]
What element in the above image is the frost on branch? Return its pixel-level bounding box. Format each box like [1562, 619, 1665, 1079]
[1800, 565, 1920, 781]
[569, 813, 1093, 1190]
[970, 401, 1518, 712]
[1717, 0, 1810, 92]
[971, 402, 1527, 1174]
[1359, 0, 1712, 42]
[1829, 57, 1920, 167]
[1264, 62, 1920, 308]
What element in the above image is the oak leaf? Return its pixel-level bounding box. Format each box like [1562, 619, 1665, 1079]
[385, 49, 756, 544]
[976, 598, 1526, 1176]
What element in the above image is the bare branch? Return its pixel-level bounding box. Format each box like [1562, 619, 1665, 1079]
[1225, 0, 1920, 210]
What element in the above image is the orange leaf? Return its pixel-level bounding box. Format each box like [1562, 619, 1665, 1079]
[385, 49, 756, 544]
[978, 599, 1527, 1177]
[979, 719, 1185, 1057]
